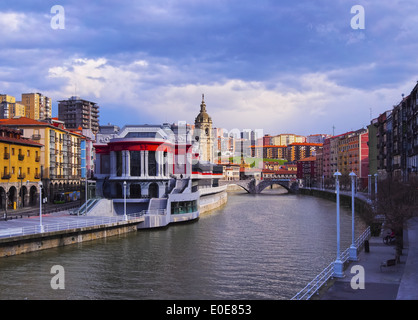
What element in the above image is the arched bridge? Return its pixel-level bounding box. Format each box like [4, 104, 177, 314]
[219, 179, 299, 194]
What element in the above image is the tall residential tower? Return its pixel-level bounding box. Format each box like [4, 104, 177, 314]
[58, 96, 99, 135]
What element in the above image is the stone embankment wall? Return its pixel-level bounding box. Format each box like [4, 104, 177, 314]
[0, 220, 141, 258]
[199, 190, 228, 214]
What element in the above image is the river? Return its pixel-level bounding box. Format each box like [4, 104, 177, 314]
[0, 188, 366, 300]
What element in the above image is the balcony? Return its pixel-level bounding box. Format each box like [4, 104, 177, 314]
[35, 156, 41, 162]
[3, 153, 9, 160]
[1, 173, 11, 180]
[34, 173, 40, 179]
[18, 173, 26, 179]
[32, 134, 41, 140]
[18, 154, 25, 161]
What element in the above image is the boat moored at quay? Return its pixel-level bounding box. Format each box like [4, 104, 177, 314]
[93, 122, 226, 229]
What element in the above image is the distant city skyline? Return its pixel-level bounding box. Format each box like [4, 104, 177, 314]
[1, 1, 418, 136]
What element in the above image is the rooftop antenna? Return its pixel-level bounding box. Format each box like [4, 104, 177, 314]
[332, 125, 335, 136]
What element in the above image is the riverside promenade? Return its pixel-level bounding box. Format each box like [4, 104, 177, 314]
[320, 217, 418, 300]
[0, 208, 144, 257]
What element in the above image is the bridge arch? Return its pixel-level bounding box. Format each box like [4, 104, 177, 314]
[256, 180, 291, 194]
[230, 183, 251, 193]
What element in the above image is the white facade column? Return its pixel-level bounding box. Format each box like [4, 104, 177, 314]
[186, 151, 192, 177]
[140, 150, 145, 177]
[158, 151, 163, 177]
[156, 151, 160, 177]
[122, 150, 126, 177]
[167, 152, 173, 176]
[144, 151, 149, 177]
[125, 150, 131, 177]
[164, 153, 168, 177]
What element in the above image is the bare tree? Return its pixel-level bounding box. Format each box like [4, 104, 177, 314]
[375, 176, 418, 260]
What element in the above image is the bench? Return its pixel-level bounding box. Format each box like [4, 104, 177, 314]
[380, 258, 397, 272]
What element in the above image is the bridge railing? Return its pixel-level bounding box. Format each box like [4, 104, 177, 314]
[291, 226, 371, 300]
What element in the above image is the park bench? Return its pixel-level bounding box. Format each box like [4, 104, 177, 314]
[380, 258, 397, 272]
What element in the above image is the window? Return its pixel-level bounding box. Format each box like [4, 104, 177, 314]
[130, 151, 141, 176]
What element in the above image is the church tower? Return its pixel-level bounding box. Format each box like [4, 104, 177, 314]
[194, 94, 213, 163]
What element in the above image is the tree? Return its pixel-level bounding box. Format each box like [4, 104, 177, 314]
[374, 176, 418, 260]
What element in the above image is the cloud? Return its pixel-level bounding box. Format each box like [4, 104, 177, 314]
[2, 0, 418, 138]
[46, 55, 413, 136]
[0, 12, 25, 32]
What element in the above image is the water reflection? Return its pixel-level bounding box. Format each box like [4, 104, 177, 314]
[0, 189, 366, 300]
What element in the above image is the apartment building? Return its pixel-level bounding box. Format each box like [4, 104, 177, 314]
[0, 94, 26, 119]
[0, 117, 88, 203]
[21, 93, 52, 120]
[271, 133, 306, 146]
[0, 126, 42, 210]
[321, 129, 369, 188]
[286, 142, 322, 163]
[371, 82, 418, 181]
[58, 96, 100, 135]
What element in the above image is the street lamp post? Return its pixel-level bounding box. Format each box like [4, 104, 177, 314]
[333, 171, 344, 278]
[38, 181, 44, 233]
[123, 181, 127, 221]
[349, 171, 358, 261]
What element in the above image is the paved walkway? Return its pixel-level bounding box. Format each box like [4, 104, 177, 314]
[321, 217, 418, 300]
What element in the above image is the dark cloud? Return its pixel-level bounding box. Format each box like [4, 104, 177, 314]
[1, 0, 417, 134]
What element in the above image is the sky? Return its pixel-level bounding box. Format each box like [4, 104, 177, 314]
[1, 0, 418, 137]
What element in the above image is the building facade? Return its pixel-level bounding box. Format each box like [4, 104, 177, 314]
[58, 96, 100, 135]
[94, 123, 195, 213]
[286, 142, 322, 163]
[271, 133, 306, 146]
[0, 94, 26, 119]
[0, 117, 88, 203]
[296, 156, 317, 187]
[0, 126, 42, 212]
[21, 93, 52, 120]
[370, 83, 418, 181]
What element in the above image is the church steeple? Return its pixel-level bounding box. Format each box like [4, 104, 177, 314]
[195, 93, 212, 124]
[200, 94, 206, 112]
[194, 94, 213, 163]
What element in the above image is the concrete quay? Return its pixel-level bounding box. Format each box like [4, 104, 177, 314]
[0, 211, 144, 258]
[320, 217, 418, 300]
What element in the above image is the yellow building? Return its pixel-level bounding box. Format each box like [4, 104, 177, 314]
[0, 126, 42, 211]
[271, 134, 306, 146]
[0, 94, 16, 103]
[0, 117, 86, 203]
[21, 93, 52, 120]
[0, 94, 27, 119]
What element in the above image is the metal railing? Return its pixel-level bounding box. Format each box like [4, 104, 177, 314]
[0, 212, 145, 239]
[291, 226, 371, 300]
[140, 209, 167, 215]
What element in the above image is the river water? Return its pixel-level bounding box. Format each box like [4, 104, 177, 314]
[0, 189, 366, 300]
